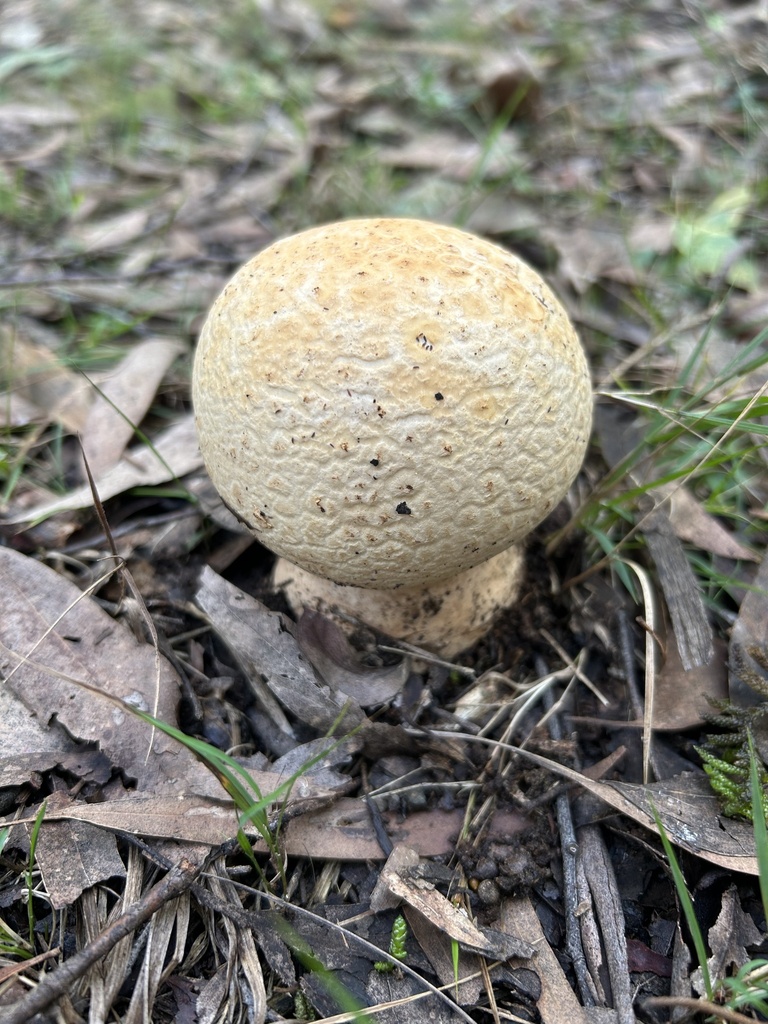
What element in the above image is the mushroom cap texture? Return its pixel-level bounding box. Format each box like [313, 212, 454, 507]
[193, 218, 592, 589]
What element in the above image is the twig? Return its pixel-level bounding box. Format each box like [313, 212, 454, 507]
[578, 826, 634, 1024]
[0, 858, 203, 1024]
[377, 642, 476, 678]
[550, 751, 599, 1006]
[542, 675, 598, 1007]
[617, 610, 643, 720]
[365, 795, 394, 856]
[124, 840, 478, 1024]
[643, 994, 760, 1024]
[207, 876, 480, 1024]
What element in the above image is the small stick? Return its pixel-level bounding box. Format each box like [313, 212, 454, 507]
[540, 667, 598, 1007]
[0, 858, 203, 1024]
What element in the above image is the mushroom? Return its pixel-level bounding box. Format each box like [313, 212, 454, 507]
[193, 218, 592, 657]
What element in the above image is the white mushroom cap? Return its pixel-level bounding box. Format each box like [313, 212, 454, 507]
[193, 218, 592, 591]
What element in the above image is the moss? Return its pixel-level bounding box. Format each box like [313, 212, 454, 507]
[698, 646, 768, 821]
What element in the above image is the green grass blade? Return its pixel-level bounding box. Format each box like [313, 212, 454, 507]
[649, 799, 713, 1000]
[26, 801, 47, 946]
[748, 732, 768, 928]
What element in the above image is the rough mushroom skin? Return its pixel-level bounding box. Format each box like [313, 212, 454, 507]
[193, 218, 592, 590]
[273, 544, 525, 658]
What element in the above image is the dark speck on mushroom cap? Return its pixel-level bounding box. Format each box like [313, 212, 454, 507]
[193, 217, 592, 589]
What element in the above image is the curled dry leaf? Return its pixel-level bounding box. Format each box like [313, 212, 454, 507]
[3, 414, 202, 525]
[296, 609, 408, 707]
[371, 843, 536, 961]
[495, 743, 759, 874]
[652, 635, 728, 731]
[67, 208, 151, 254]
[0, 321, 92, 433]
[32, 819, 128, 910]
[0, 546, 203, 794]
[666, 486, 758, 562]
[79, 336, 186, 479]
[728, 551, 768, 708]
[703, 883, 764, 989]
[195, 565, 366, 735]
[476, 49, 543, 120]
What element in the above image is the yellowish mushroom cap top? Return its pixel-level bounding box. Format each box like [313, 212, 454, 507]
[193, 218, 592, 589]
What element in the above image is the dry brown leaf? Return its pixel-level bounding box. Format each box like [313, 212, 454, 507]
[273, 801, 526, 861]
[144, 226, 203, 262]
[465, 194, 543, 238]
[196, 566, 366, 735]
[177, 154, 307, 228]
[0, 100, 77, 126]
[296, 609, 408, 707]
[270, 736, 356, 797]
[504, 897, 591, 1024]
[483, 743, 759, 874]
[0, 391, 42, 428]
[653, 121, 710, 184]
[35, 792, 526, 862]
[0, 321, 92, 432]
[652, 635, 728, 731]
[595, 403, 715, 670]
[6, 127, 70, 165]
[80, 337, 186, 479]
[0, 682, 80, 760]
[39, 792, 241, 849]
[213, 160, 308, 217]
[628, 214, 675, 255]
[703, 884, 763, 989]
[381, 871, 494, 950]
[198, 215, 273, 247]
[378, 129, 520, 181]
[403, 905, 483, 1005]
[0, 546, 207, 794]
[476, 49, 543, 120]
[667, 487, 758, 562]
[543, 225, 639, 293]
[642, 513, 715, 671]
[68, 208, 151, 253]
[594, 773, 758, 873]
[370, 844, 420, 911]
[364, 970, 459, 1024]
[33, 819, 127, 910]
[728, 287, 768, 336]
[4, 413, 202, 525]
[0, 750, 110, 791]
[127, 892, 192, 1022]
[49, 269, 225, 319]
[729, 552, 768, 708]
[370, 844, 535, 961]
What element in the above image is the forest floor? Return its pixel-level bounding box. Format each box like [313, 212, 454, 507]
[1, 0, 768, 1021]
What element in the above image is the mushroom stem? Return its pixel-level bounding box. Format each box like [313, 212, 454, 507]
[272, 544, 525, 659]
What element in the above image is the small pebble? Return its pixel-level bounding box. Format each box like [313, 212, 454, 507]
[474, 856, 498, 880]
[477, 879, 501, 907]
